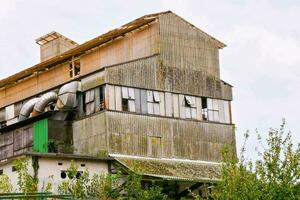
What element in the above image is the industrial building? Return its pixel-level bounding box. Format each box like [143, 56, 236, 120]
[0, 11, 235, 198]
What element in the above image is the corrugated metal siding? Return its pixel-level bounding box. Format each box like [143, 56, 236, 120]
[159, 12, 221, 78]
[73, 113, 107, 156]
[105, 56, 232, 100]
[105, 111, 235, 162]
[33, 119, 48, 153]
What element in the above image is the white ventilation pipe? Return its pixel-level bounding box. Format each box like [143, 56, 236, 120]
[18, 98, 40, 121]
[56, 81, 80, 109]
[32, 91, 58, 116]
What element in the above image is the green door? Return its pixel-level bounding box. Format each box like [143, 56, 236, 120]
[33, 119, 48, 152]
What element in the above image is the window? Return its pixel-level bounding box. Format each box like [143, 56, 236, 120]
[147, 91, 160, 115]
[69, 58, 81, 78]
[184, 96, 196, 119]
[99, 86, 105, 111]
[202, 97, 208, 120]
[202, 97, 220, 122]
[85, 89, 95, 115]
[121, 87, 135, 112]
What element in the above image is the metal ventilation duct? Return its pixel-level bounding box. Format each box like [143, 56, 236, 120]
[32, 91, 58, 116]
[18, 98, 41, 121]
[56, 81, 80, 109]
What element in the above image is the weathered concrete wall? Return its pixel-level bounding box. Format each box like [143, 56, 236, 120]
[0, 156, 109, 193]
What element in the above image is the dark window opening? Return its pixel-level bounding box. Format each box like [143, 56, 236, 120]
[58, 162, 63, 166]
[80, 163, 86, 167]
[74, 60, 81, 76]
[69, 59, 81, 78]
[201, 97, 208, 121]
[99, 86, 105, 111]
[61, 171, 67, 179]
[12, 166, 16, 172]
[122, 99, 129, 111]
[0, 169, 3, 175]
[76, 172, 82, 179]
[69, 63, 73, 78]
[82, 93, 86, 112]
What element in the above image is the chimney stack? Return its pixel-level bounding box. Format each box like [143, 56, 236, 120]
[35, 31, 78, 62]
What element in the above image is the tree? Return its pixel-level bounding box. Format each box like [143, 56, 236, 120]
[0, 174, 13, 193]
[58, 160, 167, 200]
[212, 120, 300, 200]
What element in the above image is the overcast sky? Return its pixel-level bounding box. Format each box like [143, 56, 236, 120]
[1, 0, 299, 160]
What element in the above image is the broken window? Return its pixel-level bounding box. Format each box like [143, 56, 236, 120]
[184, 95, 196, 119]
[202, 97, 220, 122]
[121, 87, 135, 112]
[69, 58, 81, 78]
[99, 86, 105, 111]
[147, 91, 160, 115]
[84, 89, 95, 115]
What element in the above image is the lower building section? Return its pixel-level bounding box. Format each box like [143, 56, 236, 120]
[73, 111, 235, 162]
[0, 153, 220, 198]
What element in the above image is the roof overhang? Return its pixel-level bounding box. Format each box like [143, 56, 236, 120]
[112, 154, 221, 182]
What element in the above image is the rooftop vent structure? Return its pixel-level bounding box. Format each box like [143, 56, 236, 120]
[35, 31, 78, 62]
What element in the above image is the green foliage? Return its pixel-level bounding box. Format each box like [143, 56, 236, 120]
[13, 158, 38, 193]
[58, 160, 167, 199]
[211, 120, 300, 200]
[0, 174, 13, 193]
